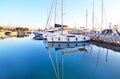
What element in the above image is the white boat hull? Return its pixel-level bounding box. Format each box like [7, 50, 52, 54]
[46, 35, 91, 43]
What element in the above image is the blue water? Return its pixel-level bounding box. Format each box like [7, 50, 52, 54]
[0, 36, 120, 79]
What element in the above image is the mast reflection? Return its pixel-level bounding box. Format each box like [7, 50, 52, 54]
[46, 42, 90, 79]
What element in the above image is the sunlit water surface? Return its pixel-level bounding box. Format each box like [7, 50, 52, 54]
[0, 36, 120, 79]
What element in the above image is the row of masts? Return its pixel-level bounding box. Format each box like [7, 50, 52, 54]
[47, 0, 105, 31]
[75, 0, 105, 31]
[87, 0, 104, 31]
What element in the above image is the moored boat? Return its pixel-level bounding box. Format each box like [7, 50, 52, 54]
[33, 32, 43, 40]
[45, 34, 91, 43]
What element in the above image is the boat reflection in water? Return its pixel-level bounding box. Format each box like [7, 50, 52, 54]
[47, 42, 89, 49]
[16, 34, 29, 38]
[45, 41, 120, 79]
[45, 42, 91, 79]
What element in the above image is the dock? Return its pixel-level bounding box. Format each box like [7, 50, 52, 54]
[89, 34, 120, 46]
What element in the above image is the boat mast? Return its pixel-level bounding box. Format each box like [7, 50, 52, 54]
[54, 0, 57, 26]
[92, 0, 94, 30]
[86, 9, 88, 29]
[61, 0, 64, 34]
[101, 0, 103, 32]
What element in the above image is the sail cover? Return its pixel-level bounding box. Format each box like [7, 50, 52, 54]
[54, 24, 68, 27]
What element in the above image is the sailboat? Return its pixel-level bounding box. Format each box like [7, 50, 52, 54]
[45, 0, 91, 43]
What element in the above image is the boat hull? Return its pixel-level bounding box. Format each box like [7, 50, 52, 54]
[46, 35, 91, 43]
[33, 32, 43, 40]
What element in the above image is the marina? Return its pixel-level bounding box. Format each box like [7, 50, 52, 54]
[0, 0, 120, 79]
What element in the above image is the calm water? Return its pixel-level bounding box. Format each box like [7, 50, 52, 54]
[0, 36, 120, 79]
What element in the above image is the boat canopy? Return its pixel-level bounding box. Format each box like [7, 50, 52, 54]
[54, 24, 68, 27]
[66, 35, 75, 37]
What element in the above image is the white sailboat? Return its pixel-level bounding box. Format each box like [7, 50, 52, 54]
[45, 0, 91, 43]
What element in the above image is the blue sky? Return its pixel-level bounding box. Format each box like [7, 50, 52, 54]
[0, 0, 120, 29]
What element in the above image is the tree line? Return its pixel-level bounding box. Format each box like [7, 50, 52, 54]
[0, 26, 29, 31]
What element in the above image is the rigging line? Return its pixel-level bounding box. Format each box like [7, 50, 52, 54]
[45, 0, 55, 29]
[94, 15, 100, 28]
[48, 11, 54, 28]
[103, 8, 108, 28]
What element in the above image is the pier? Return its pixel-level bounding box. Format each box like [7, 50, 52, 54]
[90, 34, 120, 46]
[71, 29, 120, 46]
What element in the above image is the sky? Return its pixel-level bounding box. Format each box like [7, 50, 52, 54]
[0, 0, 120, 29]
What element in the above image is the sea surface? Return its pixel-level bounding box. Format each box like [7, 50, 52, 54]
[0, 36, 120, 79]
